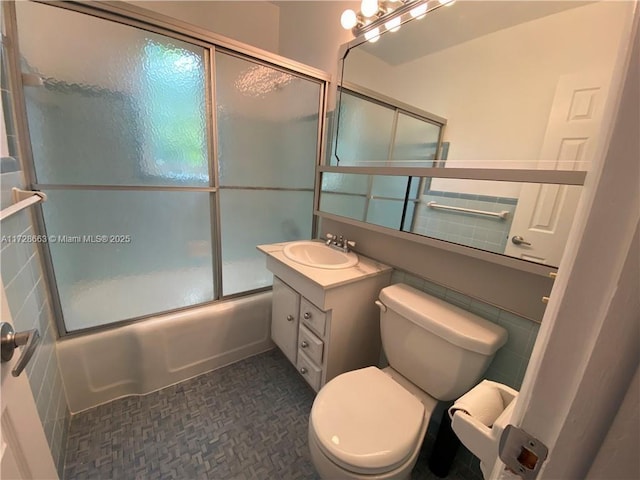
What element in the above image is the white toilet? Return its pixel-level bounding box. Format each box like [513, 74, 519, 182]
[308, 283, 508, 480]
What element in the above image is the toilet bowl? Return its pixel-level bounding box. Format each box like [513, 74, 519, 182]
[308, 284, 508, 479]
[309, 366, 437, 480]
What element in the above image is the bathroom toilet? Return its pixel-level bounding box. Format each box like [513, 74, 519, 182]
[308, 283, 508, 480]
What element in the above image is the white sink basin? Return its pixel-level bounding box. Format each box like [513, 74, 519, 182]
[283, 241, 359, 269]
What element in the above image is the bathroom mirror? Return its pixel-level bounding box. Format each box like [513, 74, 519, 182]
[323, 0, 633, 267]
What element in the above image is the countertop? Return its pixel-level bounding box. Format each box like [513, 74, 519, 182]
[257, 241, 392, 290]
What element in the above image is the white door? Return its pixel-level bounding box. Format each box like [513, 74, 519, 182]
[505, 73, 610, 265]
[1, 281, 58, 480]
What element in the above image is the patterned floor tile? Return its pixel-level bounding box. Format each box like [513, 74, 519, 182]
[64, 349, 477, 480]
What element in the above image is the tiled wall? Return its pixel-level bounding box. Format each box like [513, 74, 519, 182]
[0, 182, 70, 476]
[390, 269, 540, 480]
[1, 44, 69, 476]
[413, 191, 518, 254]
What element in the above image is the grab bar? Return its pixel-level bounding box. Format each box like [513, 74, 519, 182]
[426, 201, 509, 220]
[0, 188, 47, 222]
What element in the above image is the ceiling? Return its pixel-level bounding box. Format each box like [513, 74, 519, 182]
[360, 1, 592, 65]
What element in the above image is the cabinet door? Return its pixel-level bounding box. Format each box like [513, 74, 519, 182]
[271, 277, 300, 364]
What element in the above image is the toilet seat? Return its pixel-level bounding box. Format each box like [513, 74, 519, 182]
[310, 367, 425, 475]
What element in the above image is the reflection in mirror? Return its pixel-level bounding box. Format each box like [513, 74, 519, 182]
[337, 0, 632, 169]
[320, 172, 582, 266]
[333, 85, 446, 166]
[325, 0, 634, 267]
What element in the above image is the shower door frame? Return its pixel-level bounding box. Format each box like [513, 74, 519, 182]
[3, 0, 330, 337]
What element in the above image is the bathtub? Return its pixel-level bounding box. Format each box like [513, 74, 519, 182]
[57, 292, 274, 413]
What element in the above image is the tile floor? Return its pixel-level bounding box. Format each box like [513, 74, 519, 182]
[63, 349, 480, 479]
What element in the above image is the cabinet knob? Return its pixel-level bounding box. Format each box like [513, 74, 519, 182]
[300, 367, 308, 374]
[286, 314, 294, 322]
[303, 312, 311, 320]
[301, 341, 308, 348]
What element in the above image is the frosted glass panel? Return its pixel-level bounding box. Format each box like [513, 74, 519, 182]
[322, 172, 369, 195]
[220, 190, 313, 296]
[366, 199, 404, 229]
[17, 1, 209, 186]
[215, 53, 320, 188]
[42, 190, 214, 331]
[392, 113, 441, 166]
[216, 53, 320, 295]
[371, 175, 419, 199]
[334, 91, 395, 166]
[319, 193, 367, 221]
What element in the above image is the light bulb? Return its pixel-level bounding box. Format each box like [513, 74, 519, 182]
[385, 16, 401, 33]
[440, 0, 456, 5]
[410, 3, 428, 19]
[361, 0, 379, 18]
[364, 27, 380, 43]
[340, 9, 358, 30]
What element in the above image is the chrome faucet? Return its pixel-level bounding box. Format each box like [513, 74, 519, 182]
[325, 233, 335, 246]
[324, 233, 356, 253]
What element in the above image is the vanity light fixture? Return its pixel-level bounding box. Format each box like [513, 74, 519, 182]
[341, 0, 456, 41]
[364, 27, 381, 43]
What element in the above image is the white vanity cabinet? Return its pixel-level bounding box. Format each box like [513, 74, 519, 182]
[271, 277, 300, 364]
[259, 242, 392, 392]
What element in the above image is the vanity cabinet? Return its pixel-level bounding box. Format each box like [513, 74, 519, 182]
[260, 241, 392, 393]
[271, 277, 300, 364]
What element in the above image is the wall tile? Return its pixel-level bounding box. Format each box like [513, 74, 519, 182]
[1, 213, 70, 471]
[444, 290, 472, 310]
[468, 299, 500, 322]
[422, 279, 447, 299]
[2, 56, 70, 473]
[415, 192, 517, 254]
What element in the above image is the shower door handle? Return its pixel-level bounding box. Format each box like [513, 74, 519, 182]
[0, 322, 40, 377]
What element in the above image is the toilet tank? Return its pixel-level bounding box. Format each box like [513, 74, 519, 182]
[379, 284, 508, 401]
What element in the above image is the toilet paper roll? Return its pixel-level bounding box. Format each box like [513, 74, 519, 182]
[448, 381, 505, 427]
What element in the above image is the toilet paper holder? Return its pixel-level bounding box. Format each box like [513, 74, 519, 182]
[449, 380, 520, 478]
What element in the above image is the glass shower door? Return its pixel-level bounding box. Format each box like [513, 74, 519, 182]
[215, 52, 322, 296]
[16, 2, 215, 332]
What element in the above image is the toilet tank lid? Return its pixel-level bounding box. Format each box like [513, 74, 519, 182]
[379, 284, 508, 355]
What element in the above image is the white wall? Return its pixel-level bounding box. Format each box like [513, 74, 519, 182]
[130, 0, 358, 79]
[346, 1, 631, 197]
[277, 1, 358, 78]
[587, 364, 640, 480]
[128, 1, 280, 53]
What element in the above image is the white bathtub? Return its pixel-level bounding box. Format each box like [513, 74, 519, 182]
[57, 292, 274, 413]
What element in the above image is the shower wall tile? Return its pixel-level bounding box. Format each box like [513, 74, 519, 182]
[391, 270, 540, 391]
[1, 181, 70, 476]
[413, 191, 517, 254]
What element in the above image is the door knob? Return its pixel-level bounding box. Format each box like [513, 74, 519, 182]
[286, 314, 294, 322]
[511, 235, 532, 246]
[0, 322, 40, 377]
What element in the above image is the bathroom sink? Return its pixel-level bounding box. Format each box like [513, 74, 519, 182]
[283, 241, 358, 269]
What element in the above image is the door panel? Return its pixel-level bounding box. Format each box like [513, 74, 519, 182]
[1, 281, 57, 480]
[505, 73, 608, 265]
